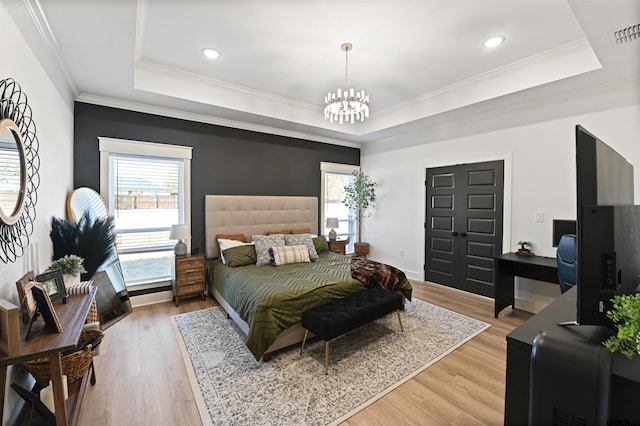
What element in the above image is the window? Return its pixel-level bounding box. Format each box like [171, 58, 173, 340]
[320, 162, 358, 252]
[99, 138, 192, 288]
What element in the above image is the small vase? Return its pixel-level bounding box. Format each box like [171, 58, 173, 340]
[63, 273, 80, 288]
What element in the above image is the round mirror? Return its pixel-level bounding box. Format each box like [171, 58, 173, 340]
[67, 187, 108, 222]
[0, 119, 27, 225]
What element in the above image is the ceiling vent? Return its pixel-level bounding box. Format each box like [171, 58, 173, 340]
[609, 23, 640, 45]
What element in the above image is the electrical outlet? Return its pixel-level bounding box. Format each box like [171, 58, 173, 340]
[399, 250, 405, 257]
[535, 211, 544, 223]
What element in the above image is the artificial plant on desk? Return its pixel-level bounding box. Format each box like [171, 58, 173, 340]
[45, 254, 87, 287]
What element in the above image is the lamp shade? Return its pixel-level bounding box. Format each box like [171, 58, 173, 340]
[170, 224, 190, 240]
[326, 217, 339, 229]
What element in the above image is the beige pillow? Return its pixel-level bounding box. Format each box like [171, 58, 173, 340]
[269, 244, 310, 266]
[284, 233, 318, 261]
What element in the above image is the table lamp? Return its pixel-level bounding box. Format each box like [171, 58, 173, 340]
[326, 217, 339, 241]
[170, 224, 190, 256]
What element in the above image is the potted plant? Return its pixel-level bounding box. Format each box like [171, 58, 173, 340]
[516, 240, 534, 256]
[603, 293, 640, 359]
[343, 170, 376, 257]
[46, 254, 87, 287]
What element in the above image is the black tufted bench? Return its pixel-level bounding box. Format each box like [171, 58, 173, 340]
[300, 287, 404, 374]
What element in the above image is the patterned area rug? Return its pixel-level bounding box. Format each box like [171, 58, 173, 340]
[171, 298, 490, 425]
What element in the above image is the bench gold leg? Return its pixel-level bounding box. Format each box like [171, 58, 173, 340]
[324, 341, 330, 375]
[397, 310, 404, 332]
[300, 329, 309, 354]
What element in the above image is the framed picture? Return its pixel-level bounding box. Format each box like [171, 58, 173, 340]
[35, 270, 66, 303]
[16, 271, 37, 323]
[30, 286, 62, 333]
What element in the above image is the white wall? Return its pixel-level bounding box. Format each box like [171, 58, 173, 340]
[361, 104, 640, 313]
[1, 2, 75, 422]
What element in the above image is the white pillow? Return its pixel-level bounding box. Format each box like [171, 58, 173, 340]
[269, 244, 310, 266]
[218, 238, 252, 264]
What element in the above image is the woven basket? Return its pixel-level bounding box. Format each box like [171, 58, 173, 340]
[86, 300, 98, 323]
[23, 328, 103, 388]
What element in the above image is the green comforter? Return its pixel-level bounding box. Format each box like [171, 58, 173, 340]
[210, 252, 412, 360]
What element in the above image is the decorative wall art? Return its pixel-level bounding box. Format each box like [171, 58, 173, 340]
[0, 78, 40, 263]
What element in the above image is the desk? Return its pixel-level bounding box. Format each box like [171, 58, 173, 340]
[494, 253, 559, 317]
[0, 288, 97, 426]
[504, 287, 640, 425]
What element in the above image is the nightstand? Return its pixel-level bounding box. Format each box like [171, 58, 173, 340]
[174, 253, 206, 306]
[328, 239, 348, 255]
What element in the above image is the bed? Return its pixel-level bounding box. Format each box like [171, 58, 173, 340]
[205, 195, 412, 361]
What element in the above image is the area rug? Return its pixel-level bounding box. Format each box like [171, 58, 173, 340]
[171, 298, 490, 426]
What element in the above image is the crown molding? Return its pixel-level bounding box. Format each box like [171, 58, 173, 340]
[24, 0, 78, 96]
[74, 93, 362, 149]
[363, 76, 640, 155]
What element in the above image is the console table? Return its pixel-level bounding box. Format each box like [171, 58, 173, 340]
[504, 286, 640, 424]
[0, 287, 97, 426]
[494, 253, 559, 317]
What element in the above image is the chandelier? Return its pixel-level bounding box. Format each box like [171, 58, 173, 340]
[324, 43, 370, 124]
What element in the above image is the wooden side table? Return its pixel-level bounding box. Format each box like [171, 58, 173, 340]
[174, 253, 206, 306]
[328, 239, 348, 255]
[0, 288, 97, 426]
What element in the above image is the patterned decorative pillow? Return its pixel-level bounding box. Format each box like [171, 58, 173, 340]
[284, 233, 318, 261]
[253, 234, 286, 266]
[218, 238, 252, 264]
[313, 235, 330, 253]
[269, 244, 310, 266]
[223, 245, 257, 267]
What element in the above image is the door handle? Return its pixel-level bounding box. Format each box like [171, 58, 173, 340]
[452, 231, 458, 236]
[461, 232, 467, 237]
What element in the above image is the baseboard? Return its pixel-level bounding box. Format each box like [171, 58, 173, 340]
[130, 290, 173, 307]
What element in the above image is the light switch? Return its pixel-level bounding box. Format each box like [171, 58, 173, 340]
[535, 211, 544, 223]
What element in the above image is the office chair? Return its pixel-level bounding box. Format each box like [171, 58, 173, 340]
[556, 234, 577, 294]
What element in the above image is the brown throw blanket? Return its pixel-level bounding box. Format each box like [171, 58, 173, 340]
[350, 256, 407, 294]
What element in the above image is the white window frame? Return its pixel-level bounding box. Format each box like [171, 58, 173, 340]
[320, 162, 359, 251]
[99, 137, 192, 287]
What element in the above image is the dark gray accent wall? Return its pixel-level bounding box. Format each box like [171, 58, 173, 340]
[73, 102, 360, 254]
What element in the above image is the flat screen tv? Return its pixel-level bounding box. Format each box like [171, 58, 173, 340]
[575, 125, 639, 326]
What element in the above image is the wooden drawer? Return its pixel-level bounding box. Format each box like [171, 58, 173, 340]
[176, 256, 205, 271]
[176, 282, 205, 296]
[176, 269, 205, 282]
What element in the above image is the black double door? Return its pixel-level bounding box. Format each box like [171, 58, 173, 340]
[425, 160, 504, 297]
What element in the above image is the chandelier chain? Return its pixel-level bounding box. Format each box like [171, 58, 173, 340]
[344, 47, 349, 90]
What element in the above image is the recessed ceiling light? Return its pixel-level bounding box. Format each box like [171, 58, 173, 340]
[483, 36, 505, 48]
[202, 48, 221, 59]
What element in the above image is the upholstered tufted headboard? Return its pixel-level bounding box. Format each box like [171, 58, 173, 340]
[205, 195, 318, 259]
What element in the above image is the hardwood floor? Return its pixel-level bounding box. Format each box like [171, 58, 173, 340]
[79, 282, 532, 425]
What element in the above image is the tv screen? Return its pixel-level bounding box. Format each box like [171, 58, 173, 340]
[552, 219, 576, 247]
[575, 125, 637, 326]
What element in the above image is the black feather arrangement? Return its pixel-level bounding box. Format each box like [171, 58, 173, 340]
[49, 213, 115, 280]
